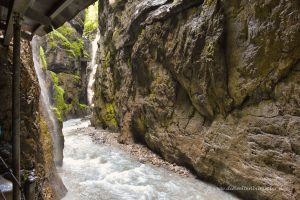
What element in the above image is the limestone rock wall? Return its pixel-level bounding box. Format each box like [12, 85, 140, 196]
[0, 41, 66, 199]
[92, 0, 300, 199]
[38, 12, 90, 120]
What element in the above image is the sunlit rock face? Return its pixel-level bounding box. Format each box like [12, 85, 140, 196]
[92, 0, 300, 200]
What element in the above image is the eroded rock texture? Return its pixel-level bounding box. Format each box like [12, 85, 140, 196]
[0, 41, 66, 199]
[38, 13, 90, 120]
[92, 0, 300, 199]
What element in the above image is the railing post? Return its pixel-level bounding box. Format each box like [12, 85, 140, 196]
[12, 12, 21, 200]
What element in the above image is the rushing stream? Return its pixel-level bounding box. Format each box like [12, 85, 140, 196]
[58, 119, 240, 200]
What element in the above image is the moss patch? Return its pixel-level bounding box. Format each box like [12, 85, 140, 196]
[51, 71, 89, 120]
[38, 114, 54, 168]
[50, 71, 68, 122]
[79, 103, 88, 109]
[135, 117, 146, 134]
[57, 73, 81, 85]
[49, 24, 85, 58]
[103, 51, 111, 69]
[83, 1, 99, 37]
[51, 71, 59, 85]
[204, 42, 215, 62]
[39, 47, 47, 70]
[104, 103, 118, 127]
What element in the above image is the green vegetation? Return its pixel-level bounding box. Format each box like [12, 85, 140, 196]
[140, 28, 145, 36]
[49, 24, 84, 58]
[56, 24, 76, 36]
[127, 58, 132, 68]
[135, 117, 146, 133]
[50, 71, 68, 122]
[79, 103, 88, 109]
[204, 42, 215, 62]
[72, 75, 81, 84]
[51, 71, 59, 85]
[39, 46, 47, 70]
[104, 103, 118, 127]
[83, 1, 98, 37]
[46, 1, 99, 60]
[191, 6, 203, 15]
[51, 71, 88, 121]
[58, 73, 81, 85]
[204, 0, 215, 7]
[103, 51, 111, 69]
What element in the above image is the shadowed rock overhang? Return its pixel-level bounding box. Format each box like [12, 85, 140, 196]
[0, 0, 97, 45]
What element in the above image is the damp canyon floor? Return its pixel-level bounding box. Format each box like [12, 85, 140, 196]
[58, 118, 240, 200]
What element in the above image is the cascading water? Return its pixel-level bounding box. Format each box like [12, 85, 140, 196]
[59, 119, 241, 200]
[31, 36, 63, 165]
[87, 31, 100, 106]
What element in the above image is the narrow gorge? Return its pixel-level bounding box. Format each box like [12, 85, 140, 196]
[0, 0, 299, 200]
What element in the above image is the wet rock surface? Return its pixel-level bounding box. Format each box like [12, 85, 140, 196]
[37, 13, 90, 120]
[0, 41, 66, 199]
[88, 126, 194, 178]
[92, 0, 300, 200]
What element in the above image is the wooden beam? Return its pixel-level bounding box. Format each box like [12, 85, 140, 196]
[25, 7, 52, 26]
[0, 0, 10, 8]
[21, 31, 32, 40]
[49, 0, 75, 19]
[12, 13, 21, 200]
[2, 29, 32, 41]
[3, 0, 34, 45]
[32, 0, 75, 35]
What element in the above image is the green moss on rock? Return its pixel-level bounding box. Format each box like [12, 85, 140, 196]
[48, 24, 84, 58]
[79, 103, 88, 109]
[204, 42, 215, 62]
[104, 103, 118, 128]
[39, 47, 47, 70]
[50, 71, 68, 122]
[83, 2, 99, 37]
[51, 71, 59, 85]
[135, 117, 146, 134]
[103, 51, 111, 69]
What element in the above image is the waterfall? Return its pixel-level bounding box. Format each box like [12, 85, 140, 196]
[31, 36, 63, 166]
[87, 31, 100, 106]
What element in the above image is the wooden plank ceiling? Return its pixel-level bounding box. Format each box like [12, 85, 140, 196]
[0, 0, 97, 45]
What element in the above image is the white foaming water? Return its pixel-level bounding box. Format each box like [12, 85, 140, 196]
[59, 119, 240, 200]
[109, 0, 116, 5]
[31, 37, 61, 164]
[87, 31, 100, 105]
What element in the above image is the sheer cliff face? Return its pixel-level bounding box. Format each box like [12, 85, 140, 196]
[38, 12, 90, 120]
[92, 0, 300, 199]
[0, 41, 65, 199]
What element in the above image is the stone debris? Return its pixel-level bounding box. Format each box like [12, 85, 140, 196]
[88, 128, 194, 178]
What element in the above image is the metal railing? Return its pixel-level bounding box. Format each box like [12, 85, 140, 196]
[0, 156, 24, 199]
[0, 190, 7, 200]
